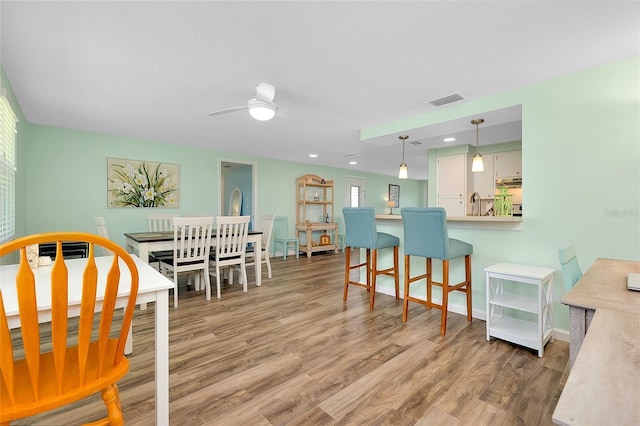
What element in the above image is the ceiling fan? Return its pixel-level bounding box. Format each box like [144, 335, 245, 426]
[207, 82, 294, 121]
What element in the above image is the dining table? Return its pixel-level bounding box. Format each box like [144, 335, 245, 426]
[124, 230, 264, 287]
[552, 257, 640, 425]
[0, 254, 174, 425]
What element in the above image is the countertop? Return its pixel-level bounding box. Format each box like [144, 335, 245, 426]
[376, 214, 522, 222]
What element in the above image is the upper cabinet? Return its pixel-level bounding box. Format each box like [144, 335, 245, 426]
[494, 150, 522, 178]
[436, 153, 472, 216]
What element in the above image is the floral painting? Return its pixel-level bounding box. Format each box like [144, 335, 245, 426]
[107, 158, 179, 208]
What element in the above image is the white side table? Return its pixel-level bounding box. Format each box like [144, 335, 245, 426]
[485, 263, 555, 357]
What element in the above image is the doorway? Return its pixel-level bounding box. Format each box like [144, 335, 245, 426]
[345, 176, 366, 207]
[219, 160, 257, 226]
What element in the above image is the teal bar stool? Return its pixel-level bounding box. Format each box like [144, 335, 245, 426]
[342, 207, 399, 310]
[401, 207, 473, 336]
[558, 244, 583, 292]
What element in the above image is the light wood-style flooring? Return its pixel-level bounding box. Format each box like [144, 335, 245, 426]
[21, 250, 568, 425]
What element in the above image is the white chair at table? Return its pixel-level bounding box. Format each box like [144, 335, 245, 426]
[159, 216, 214, 307]
[94, 216, 112, 256]
[210, 215, 250, 299]
[235, 214, 275, 283]
[146, 213, 179, 269]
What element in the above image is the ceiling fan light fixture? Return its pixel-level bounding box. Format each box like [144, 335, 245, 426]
[248, 98, 276, 121]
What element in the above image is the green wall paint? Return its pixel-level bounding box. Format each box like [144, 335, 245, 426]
[364, 56, 640, 332]
[20, 123, 422, 251]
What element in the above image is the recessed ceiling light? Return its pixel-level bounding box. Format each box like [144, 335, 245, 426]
[349, 161, 357, 165]
[309, 154, 318, 158]
[444, 137, 456, 142]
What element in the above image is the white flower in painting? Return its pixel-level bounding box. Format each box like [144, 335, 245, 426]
[166, 193, 177, 205]
[143, 188, 156, 201]
[125, 163, 136, 178]
[162, 177, 171, 190]
[122, 182, 134, 193]
[134, 173, 147, 186]
[113, 178, 124, 191]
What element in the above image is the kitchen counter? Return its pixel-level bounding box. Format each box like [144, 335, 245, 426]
[376, 214, 521, 222]
[376, 214, 522, 230]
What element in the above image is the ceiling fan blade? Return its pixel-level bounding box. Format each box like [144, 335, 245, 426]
[255, 82, 276, 103]
[207, 106, 247, 116]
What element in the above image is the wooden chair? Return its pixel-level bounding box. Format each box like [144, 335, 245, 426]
[558, 244, 583, 292]
[244, 214, 275, 280]
[159, 216, 214, 307]
[401, 207, 473, 336]
[0, 232, 139, 425]
[342, 207, 399, 310]
[272, 216, 299, 260]
[209, 216, 250, 299]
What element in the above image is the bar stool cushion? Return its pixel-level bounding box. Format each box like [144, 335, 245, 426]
[403, 207, 472, 260]
[344, 208, 399, 249]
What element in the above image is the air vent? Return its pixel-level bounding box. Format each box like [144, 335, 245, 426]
[426, 93, 464, 107]
[410, 141, 422, 146]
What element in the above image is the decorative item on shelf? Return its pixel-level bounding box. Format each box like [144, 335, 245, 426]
[398, 135, 409, 179]
[471, 118, 485, 173]
[321, 179, 326, 184]
[313, 191, 320, 201]
[387, 200, 396, 214]
[320, 235, 331, 246]
[325, 213, 330, 223]
[494, 186, 513, 216]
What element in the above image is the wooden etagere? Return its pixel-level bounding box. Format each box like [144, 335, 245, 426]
[295, 174, 338, 257]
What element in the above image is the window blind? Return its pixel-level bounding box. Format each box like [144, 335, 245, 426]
[0, 94, 18, 243]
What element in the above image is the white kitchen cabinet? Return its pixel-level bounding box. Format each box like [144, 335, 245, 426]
[436, 153, 472, 216]
[473, 154, 495, 199]
[436, 198, 465, 217]
[485, 263, 554, 357]
[494, 150, 522, 178]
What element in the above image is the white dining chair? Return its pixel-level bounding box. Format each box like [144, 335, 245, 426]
[147, 213, 179, 232]
[94, 216, 112, 255]
[210, 215, 250, 299]
[159, 216, 214, 307]
[243, 213, 275, 280]
[146, 213, 179, 268]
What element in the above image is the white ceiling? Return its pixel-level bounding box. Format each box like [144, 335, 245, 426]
[1, 1, 638, 179]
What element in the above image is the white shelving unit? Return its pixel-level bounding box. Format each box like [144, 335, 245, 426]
[484, 262, 555, 357]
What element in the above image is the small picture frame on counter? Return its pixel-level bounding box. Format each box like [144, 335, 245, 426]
[388, 184, 400, 208]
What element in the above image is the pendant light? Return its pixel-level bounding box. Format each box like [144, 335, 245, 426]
[471, 118, 484, 172]
[398, 135, 408, 179]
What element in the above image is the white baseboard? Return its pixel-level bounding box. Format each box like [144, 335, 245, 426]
[376, 287, 570, 343]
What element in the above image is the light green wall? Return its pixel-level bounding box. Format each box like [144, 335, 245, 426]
[19, 123, 422, 250]
[363, 56, 640, 332]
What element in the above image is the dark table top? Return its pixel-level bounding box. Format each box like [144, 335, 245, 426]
[125, 230, 262, 243]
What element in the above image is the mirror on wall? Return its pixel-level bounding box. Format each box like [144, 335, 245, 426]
[228, 187, 242, 216]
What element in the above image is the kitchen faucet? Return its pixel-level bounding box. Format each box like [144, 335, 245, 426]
[470, 192, 481, 216]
